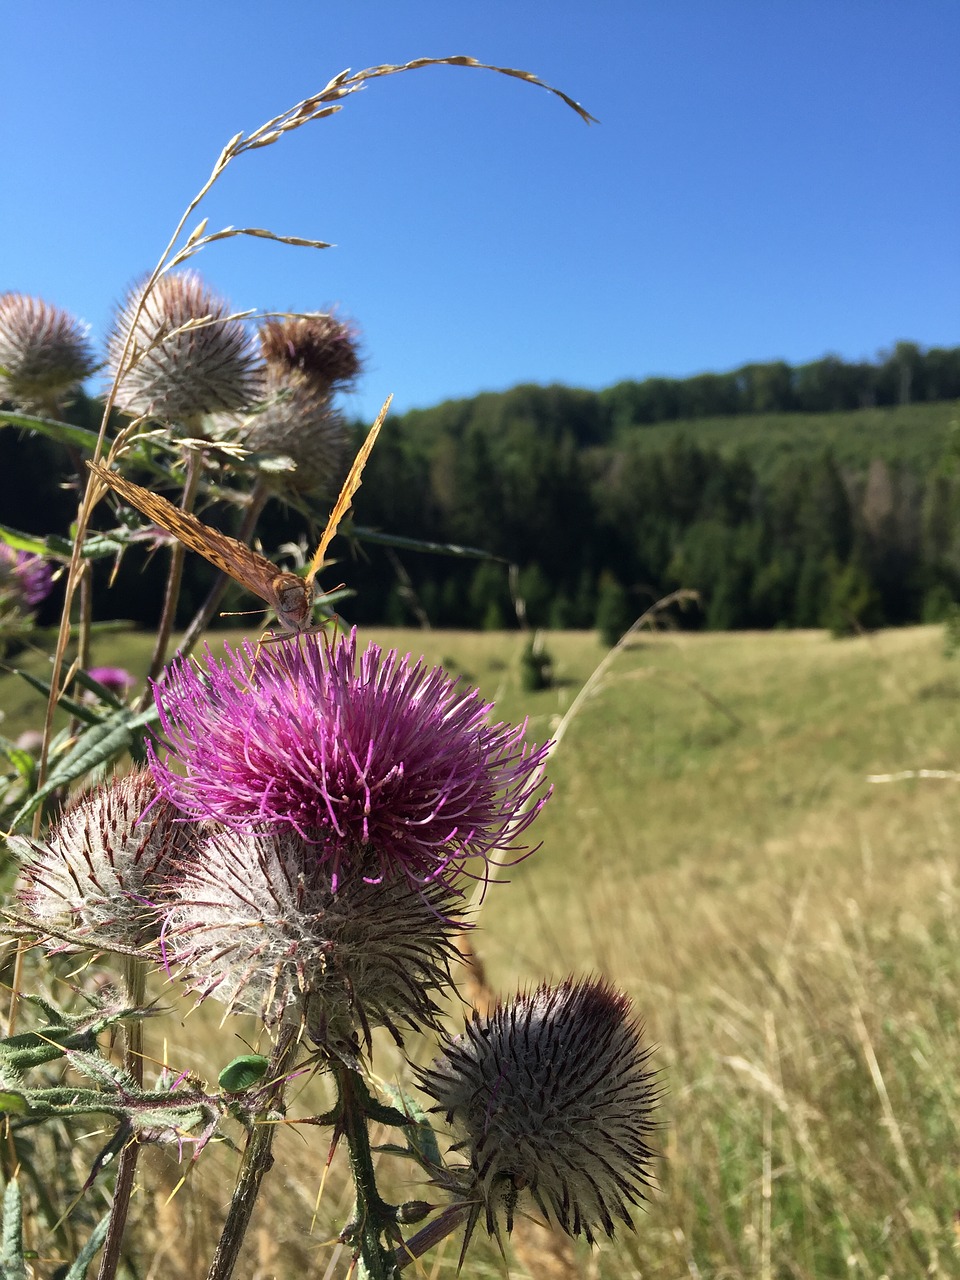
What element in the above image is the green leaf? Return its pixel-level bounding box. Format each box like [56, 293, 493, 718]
[10, 712, 148, 828]
[218, 1054, 270, 1093]
[0, 739, 36, 783]
[0, 527, 50, 558]
[63, 1213, 111, 1280]
[352, 526, 499, 561]
[0, 1176, 26, 1280]
[0, 1095, 28, 1117]
[0, 411, 101, 452]
[6, 667, 101, 725]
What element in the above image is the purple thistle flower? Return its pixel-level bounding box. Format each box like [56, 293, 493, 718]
[87, 665, 136, 697]
[148, 630, 551, 891]
[0, 546, 53, 609]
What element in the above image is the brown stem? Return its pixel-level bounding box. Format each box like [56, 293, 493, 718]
[95, 957, 146, 1280]
[205, 1026, 298, 1280]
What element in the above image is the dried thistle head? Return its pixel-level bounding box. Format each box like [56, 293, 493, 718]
[258, 313, 362, 392]
[0, 293, 95, 411]
[11, 770, 193, 954]
[417, 978, 659, 1247]
[164, 828, 462, 1052]
[107, 271, 261, 423]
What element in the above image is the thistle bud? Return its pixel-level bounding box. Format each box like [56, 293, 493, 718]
[107, 271, 261, 422]
[12, 770, 191, 953]
[0, 293, 94, 411]
[417, 978, 659, 1245]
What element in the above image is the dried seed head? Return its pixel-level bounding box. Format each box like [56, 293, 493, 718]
[259, 313, 362, 391]
[0, 293, 95, 411]
[417, 978, 659, 1246]
[12, 770, 192, 953]
[164, 827, 463, 1049]
[107, 271, 261, 422]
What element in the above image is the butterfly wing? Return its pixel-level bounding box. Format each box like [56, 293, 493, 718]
[87, 461, 280, 606]
[305, 393, 392, 588]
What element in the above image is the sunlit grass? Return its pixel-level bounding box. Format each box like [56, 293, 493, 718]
[3, 623, 960, 1275]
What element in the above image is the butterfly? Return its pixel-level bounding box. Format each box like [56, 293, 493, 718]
[87, 394, 391, 633]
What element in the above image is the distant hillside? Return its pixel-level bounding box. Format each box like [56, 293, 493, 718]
[597, 401, 958, 479]
[4, 351, 960, 636]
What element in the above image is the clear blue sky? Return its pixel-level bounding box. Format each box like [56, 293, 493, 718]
[3, 3, 958, 421]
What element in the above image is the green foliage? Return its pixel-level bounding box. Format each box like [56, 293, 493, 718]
[822, 557, 883, 637]
[519, 634, 554, 691]
[595, 572, 632, 647]
[943, 602, 960, 657]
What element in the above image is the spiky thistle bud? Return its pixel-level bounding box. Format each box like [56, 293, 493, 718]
[107, 271, 261, 422]
[231, 368, 349, 494]
[0, 293, 95, 411]
[12, 770, 192, 954]
[212, 314, 362, 494]
[417, 978, 659, 1246]
[164, 828, 462, 1051]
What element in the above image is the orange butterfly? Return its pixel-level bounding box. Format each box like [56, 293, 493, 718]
[88, 394, 391, 633]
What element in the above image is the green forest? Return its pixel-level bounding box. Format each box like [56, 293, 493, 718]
[5, 342, 960, 636]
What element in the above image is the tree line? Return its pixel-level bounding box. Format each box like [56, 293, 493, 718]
[4, 341, 960, 636]
[345, 393, 960, 636]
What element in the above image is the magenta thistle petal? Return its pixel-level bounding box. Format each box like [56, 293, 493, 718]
[148, 631, 551, 890]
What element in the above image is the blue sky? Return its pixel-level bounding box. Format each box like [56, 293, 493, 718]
[3, 3, 958, 421]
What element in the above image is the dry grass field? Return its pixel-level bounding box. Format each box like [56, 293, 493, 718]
[3, 623, 960, 1277]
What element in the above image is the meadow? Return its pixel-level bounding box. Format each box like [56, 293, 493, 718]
[4, 621, 958, 1277]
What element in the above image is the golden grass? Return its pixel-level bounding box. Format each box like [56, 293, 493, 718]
[4, 623, 960, 1276]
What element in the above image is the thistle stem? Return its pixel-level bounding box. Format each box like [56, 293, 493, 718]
[205, 1026, 298, 1280]
[336, 1062, 401, 1279]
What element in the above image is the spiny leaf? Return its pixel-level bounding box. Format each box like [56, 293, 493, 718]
[0, 1176, 26, 1280]
[63, 1214, 111, 1280]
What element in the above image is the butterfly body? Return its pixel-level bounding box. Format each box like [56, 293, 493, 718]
[271, 571, 312, 632]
